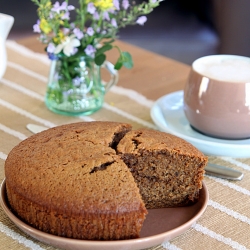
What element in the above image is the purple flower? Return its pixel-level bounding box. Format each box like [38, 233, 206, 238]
[113, 0, 120, 10]
[60, 2, 68, 11]
[87, 3, 96, 14]
[103, 11, 110, 21]
[51, 1, 75, 13]
[73, 76, 82, 86]
[67, 4, 75, 11]
[73, 28, 84, 40]
[122, 0, 129, 10]
[47, 43, 56, 53]
[48, 53, 59, 60]
[85, 45, 96, 57]
[93, 12, 100, 20]
[111, 18, 117, 28]
[33, 20, 41, 33]
[62, 11, 70, 20]
[47, 44, 58, 60]
[86, 27, 94, 36]
[51, 1, 61, 13]
[63, 89, 73, 97]
[63, 28, 70, 34]
[136, 16, 147, 25]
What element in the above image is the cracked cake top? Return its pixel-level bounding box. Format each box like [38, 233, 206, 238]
[5, 122, 145, 213]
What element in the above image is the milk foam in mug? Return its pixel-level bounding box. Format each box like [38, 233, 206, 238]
[184, 54, 250, 139]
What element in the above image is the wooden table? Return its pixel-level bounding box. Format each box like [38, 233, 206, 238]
[1, 36, 250, 250]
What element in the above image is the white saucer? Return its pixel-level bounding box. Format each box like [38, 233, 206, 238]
[150, 91, 250, 157]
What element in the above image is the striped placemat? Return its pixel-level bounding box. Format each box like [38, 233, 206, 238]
[0, 40, 250, 250]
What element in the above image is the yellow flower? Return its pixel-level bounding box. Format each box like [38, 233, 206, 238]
[40, 18, 52, 34]
[53, 31, 65, 44]
[88, 0, 114, 10]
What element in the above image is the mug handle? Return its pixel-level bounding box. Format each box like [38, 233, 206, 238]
[102, 61, 119, 92]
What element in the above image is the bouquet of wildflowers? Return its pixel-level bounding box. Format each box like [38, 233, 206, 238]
[32, 0, 162, 70]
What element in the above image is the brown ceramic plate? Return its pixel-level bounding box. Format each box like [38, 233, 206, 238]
[0, 179, 208, 250]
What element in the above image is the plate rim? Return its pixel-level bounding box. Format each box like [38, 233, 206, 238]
[150, 90, 250, 156]
[0, 179, 208, 250]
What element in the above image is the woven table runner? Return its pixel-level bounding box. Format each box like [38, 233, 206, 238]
[0, 40, 250, 250]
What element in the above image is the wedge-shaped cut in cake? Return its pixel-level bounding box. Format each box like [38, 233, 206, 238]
[117, 129, 207, 209]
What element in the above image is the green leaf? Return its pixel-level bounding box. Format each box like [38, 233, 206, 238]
[95, 53, 106, 66]
[114, 61, 123, 70]
[114, 54, 123, 70]
[95, 44, 113, 57]
[122, 52, 133, 69]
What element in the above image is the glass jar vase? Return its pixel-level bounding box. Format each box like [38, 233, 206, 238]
[45, 55, 118, 116]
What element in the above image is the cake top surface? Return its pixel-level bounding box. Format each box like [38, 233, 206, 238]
[5, 121, 146, 213]
[117, 129, 206, 158]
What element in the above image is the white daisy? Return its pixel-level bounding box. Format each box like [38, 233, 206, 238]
[54, 35, 80, 56]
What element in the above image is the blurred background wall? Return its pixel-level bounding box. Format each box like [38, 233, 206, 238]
[1, 0, 250, 65]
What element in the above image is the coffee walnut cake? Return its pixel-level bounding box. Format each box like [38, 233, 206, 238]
[4, 121, 207, 240]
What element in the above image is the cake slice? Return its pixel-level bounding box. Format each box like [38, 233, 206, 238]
[117, 129, 207, 209]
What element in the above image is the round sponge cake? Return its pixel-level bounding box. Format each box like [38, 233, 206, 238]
[5, 121, 207, 240]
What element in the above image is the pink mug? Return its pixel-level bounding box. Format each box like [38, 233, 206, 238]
[184, 55, 250, 139]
